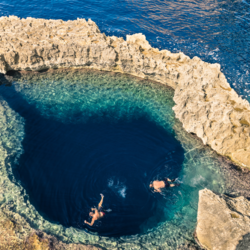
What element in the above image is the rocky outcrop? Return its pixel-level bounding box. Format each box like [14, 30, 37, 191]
[0, 207, 101, 250]
[1, 16, 250, 169]
[196, 189, 250, 250]
[173, 65, 250, 170]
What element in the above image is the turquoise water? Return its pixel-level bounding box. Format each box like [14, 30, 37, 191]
[0, 70, 229, 248]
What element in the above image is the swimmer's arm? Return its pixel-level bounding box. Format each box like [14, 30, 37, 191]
[84, 218, 95, 226]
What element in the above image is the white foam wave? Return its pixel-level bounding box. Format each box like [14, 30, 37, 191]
[107, 177, 127, 198]
[118, 186, 127, 198]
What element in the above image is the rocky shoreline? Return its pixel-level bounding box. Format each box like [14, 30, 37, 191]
[1, 16, 250, 170]
[1, 16, 250, 250]
[0, 205, 102, 250]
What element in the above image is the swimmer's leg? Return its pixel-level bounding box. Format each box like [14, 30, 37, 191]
[98, 194, 104, 209]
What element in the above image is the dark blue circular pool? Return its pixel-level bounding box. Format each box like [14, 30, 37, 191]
[1, 70, 184, 237]
[17, 113, 184, 236]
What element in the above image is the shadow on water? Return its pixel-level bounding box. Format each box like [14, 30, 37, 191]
[0, 72, 185, 237]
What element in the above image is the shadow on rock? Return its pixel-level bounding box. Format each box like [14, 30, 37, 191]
[236, 233, 250, 250]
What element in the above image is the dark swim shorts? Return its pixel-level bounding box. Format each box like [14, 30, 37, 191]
[164, 178, 170, 188]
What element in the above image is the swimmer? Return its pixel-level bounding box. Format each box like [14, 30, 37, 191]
[84, 193, 106, 226]
[149, 178, 179, 193]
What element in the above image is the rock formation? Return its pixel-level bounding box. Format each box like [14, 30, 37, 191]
[1, 16, 250, 169]
[0, 206, 101, 250]
[196, 189, 250, 250]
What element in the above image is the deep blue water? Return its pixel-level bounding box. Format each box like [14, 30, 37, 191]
[1, 0, 250, 99]
[0, 77, 184, 237]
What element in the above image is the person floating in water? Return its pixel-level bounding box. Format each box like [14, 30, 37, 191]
[149, 178, 179, 193]
[84, 194, 110, 226]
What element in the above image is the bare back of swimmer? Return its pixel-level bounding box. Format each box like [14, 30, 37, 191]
[84, 194, 105, 226]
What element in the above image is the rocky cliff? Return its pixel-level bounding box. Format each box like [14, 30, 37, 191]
[1, 16, 250, 169]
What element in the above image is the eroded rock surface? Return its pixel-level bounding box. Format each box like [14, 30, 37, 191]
[196, 189, 250, 250]
[1, 16, 250, 169]
[173, 64, 250, 170]
[0, 207, 102, 250]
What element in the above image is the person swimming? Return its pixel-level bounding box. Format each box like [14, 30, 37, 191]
[84, 193, 107, 226]
[149, 178, 179, 193]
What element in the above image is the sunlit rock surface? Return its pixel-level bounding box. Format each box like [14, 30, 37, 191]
[1, 16, 250, 169]
[0, 207, 101, 250]
[196, 189, 250, 250]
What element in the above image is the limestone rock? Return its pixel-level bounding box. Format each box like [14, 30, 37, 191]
[1, 16, 250, 169]
[196, 189, 250, 250]
[173, 61, 250, 170]
[0, 207, 101, 250]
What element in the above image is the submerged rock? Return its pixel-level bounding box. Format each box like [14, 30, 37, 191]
[196, 189, 250, 250]
[0, 16, 250, 169]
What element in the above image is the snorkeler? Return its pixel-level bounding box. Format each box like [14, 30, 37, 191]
[84, 194, 110, 226]
[149, 178, 179, 193]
